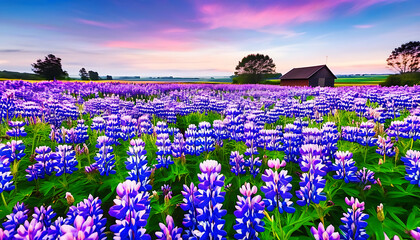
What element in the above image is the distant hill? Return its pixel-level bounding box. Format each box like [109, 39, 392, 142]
[0, 70, 44, 80]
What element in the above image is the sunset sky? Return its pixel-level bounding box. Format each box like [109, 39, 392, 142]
[0, 0, 419, 77]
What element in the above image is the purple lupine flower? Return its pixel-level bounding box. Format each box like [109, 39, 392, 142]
[53, 145, 78, 176]
[91, 117, 106, 132]
[229, 151, 246, 176]
[296, 144, 327, 206]
[233, 183, 265, 240]
[94, 136, 116, 176]
[404, 116, 420, 141]
[126, 139, 152, 191]
[138, 115, 153, 136]
[356, 167, 377, 189]
[321, 125, 339, 171]
[62, 194, 107, 240]
[386, 120, 408, 141]
[60, 216, 98, 240]
[108, 180, 151, 240]
[14, 219, 47, 240]
[401, 150, 420, 187]
[161, 184, 173, 201]
[302, 128, 322, 145]
[172, 133, 185, 159]
[105, 114, 122, 145]
[2, 202, 28, 238]
[6, 121, 27, 138]
[185, 124, 203, 156]
[196, 160, 227, 239]
[213, 119, 228, 147]
[155, 133, 173, 169]
[120, 115, 137, 141]
[311, 222, 340, 240]
[181, 183, 200, 240]
[75, 119, 89, 143]
[5, 140, 26, 163]
[32, 205, 56, 229]
[332, 151, 358, 183]
[410, 227, 420, 240]
[261, 161, 295, 214]
[267, 158, 286, 170]
[155, 215, 182, 240]
[340, 197, 369, 240]
[376, 136, 395, 157]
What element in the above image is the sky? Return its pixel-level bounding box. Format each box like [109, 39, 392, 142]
[0, 0, 419, 77]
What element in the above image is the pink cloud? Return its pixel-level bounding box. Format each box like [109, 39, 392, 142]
[197, 0, 400, 29]
[76, 18, 126, 29]
[105, 39, 197, 51]
[354, 24, 375, 29]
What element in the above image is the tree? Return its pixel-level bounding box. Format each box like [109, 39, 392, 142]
[106, 75, 113, 80]
[234, 54, 276, 83]
[79, 68, 89, 80]
[31, 54, 67, 80]
[387, 41, 420, 73]
[88, 71, 100, 80]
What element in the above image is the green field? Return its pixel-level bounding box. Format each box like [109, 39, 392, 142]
[265, 75, 388, 86]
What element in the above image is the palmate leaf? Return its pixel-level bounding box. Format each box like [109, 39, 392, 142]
[407, 206, 420, 230]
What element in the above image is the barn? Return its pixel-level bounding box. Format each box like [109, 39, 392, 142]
[280, 65, 336, 87]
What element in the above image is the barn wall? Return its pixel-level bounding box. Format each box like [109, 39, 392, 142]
[280, 79, 309, 86]
[309, 67, 335, 87]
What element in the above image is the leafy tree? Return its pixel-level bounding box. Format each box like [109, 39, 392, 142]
[387, 41, 420, 73]
[234, 54, 276, 83]
[79, 68, 89, 80]
[88, 71, 100, 80]
[31, 54, 67, 80]
[106, 75, 113, 80]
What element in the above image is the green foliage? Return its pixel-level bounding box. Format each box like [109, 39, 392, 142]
[381, 72, 420, 86]
[0, 70, 44, 80]
[31, 54, 68, 80]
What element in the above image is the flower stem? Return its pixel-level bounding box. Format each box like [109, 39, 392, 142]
[1, 192, 8, 208]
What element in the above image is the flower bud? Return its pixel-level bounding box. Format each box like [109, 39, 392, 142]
[377, 203, 385, 222]
[66, 192, 75, 205]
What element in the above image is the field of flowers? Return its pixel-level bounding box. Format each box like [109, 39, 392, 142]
[0, 80, 420, 240]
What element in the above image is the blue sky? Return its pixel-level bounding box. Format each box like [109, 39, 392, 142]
[0, 0, 419, 77]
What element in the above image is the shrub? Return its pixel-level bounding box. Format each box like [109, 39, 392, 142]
[381, 72, 420, 86]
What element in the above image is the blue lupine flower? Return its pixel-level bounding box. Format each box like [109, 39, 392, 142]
[311, 222, 340, 240]
[244, 122, 262, 178]
[185, 124, 203, 156]
[332, 151, 358, 183]
[168, 127, 179, 136]
[376, 136, 395, 157]
[121, 115, 137, 141]
[341, 126, 358, 142]
[302, 128, 323, 145]
[410, 227, 420, 240]
[261, 161, 295, 214]
[213, 119, 228, 147]
[49, 125, 65, 144]
[53, 145, 78, 176]
[94, 136, 116, 176]
[386, 120, 408, 140]
[234, 183, 265, 240]
[105, 114, 123, 145]
[0, 91, 16, 123]
[2, 202, 28, 238]
[0, 155, 14, 194]
[64, 128, 79, 145]
[258, 129, 282, 151]
[75, 119, 89, 143]
[156, 133, 173, 169]
[229, 151, 246, 176]
[156, 215, 182, 240]
[126, 139, 152, 191]
[138, 115, 153, 136]
[6, 121, 27, 138]
[357, 121, 377, 146]
[34, 146, 55, 177]
[198, 121, 216, 152]
[62, 194, 107, 240]
[32, 205, 56, 229]
[60, 215, 98, 240]
[296, 144, 327, 206]
[224, 107, 244, 141]
[172, 133, 185, 159]
[91, 116, 106, 132]
[108, 180, 151, 240]
[401, 150, 420, 187]
[155, 121, 169, 135]
[340, 197, 369, 240]
[166, 108, 177, 124]
[5, 140, 26, 163]
[404, 116, 420, 141]
[181, 183, 200, 240]
[196, 160, 227, 239]
[321, 124, 339, 172]
[282, 133, 301, 163]
[354, 98, 367, 117]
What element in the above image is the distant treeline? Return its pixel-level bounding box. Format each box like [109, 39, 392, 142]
[0, 70, 45, 80]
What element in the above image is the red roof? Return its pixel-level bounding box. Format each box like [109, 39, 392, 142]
[280, 65, 336, 80]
